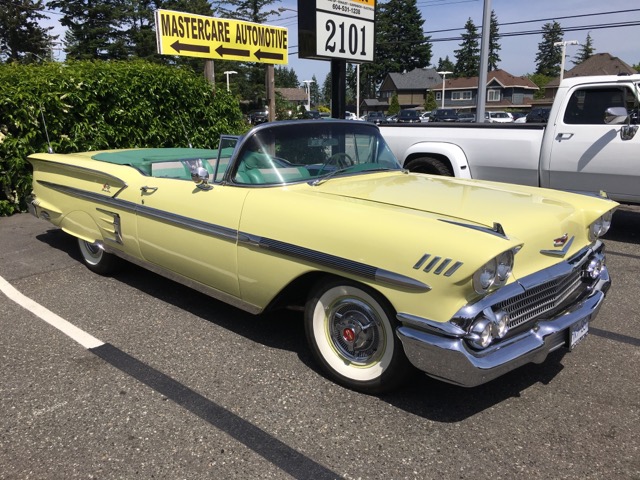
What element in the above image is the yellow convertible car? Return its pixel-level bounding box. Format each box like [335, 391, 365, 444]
[28, 120, 616, 393]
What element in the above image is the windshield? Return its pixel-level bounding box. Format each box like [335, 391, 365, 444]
[231, 121, 401, 186]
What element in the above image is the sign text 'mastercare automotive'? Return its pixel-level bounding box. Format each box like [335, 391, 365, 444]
[154, 9, 288, 64]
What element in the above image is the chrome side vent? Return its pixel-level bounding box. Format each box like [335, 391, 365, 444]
[413, 254, 463, 277]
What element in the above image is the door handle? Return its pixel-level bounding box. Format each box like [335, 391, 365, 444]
[555, 133, 574, 141]
[140, 186, 158, 194]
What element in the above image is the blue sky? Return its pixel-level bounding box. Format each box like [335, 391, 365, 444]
[44, 0, 640, 84]
[267, 0, 640, 83]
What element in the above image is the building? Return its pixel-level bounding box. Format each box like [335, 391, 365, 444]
[373, 67, 442, 111]
[432, 69, 538, 111]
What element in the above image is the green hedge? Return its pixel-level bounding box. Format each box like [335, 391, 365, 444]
[0, 60, 247, 215]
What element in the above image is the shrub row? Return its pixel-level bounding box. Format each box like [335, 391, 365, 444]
[0, 60, 247, 215]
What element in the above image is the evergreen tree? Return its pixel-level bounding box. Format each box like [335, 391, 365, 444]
[321, 71, 332, 106]
[488, 10, 501, 71]
[361, 0, 431, 95]
[454, 18, 480, 77]
[572, 33, 595, 65]
[50, 0, 129, 59]
[275, 66, 299, 88]
[0, 0, 56, 62]
[436, 56, 455, 73]
[535, 21, 563, 77]
[121, 0, 161, 60]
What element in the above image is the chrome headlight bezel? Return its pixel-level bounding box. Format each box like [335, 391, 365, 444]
[472, 249, 515, 295]
[589, 210, 614, 241]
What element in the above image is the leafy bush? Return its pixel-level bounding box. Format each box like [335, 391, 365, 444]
[0, 60, 247, 215]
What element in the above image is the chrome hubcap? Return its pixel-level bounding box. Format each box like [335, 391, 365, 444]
[328, 298, 383, 365]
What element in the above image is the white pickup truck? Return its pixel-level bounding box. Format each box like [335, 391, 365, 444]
[380, 74, 640, 204]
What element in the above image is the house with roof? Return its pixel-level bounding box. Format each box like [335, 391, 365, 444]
[538, 53, 638, 105]
[275, 87, 308, 106]
[432, 69, 539, 111]
[367, 67, 442, 112]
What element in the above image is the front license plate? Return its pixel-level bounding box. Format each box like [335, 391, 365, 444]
[568, 317, 589, 350]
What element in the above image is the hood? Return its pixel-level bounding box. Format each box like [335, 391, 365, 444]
[310, 172, 614, 274]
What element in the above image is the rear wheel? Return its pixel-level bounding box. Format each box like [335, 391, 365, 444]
[405, 156, 453, 176]
[304, 278, 414, 393]
[77, 238, 120, 275]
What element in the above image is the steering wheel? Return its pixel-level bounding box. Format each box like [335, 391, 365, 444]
[317, 152, 355, 175]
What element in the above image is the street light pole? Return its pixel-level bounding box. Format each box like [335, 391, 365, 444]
[553, 40, 579, 84]
[302, 79, 314, 111]
[223, 71, 237, 92]
[437, 71, 452, 109]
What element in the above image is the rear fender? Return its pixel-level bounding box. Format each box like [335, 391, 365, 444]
[59, 210, 101, 244]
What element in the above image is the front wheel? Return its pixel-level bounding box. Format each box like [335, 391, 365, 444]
[405, 156, 453, 176]
[304, 278, 414, 393]
[77, 238, 121, 275]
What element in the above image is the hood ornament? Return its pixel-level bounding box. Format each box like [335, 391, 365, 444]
[553, 233, 569, 247]
[541, 235, 574, 257]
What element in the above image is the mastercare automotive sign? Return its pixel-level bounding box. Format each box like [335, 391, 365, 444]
[155, 9, 288, 64]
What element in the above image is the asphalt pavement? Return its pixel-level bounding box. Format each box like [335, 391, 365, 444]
[1, 208, 639, 480]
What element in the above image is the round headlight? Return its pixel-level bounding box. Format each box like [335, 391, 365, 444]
[473, 258, 497, 294]
[493, 311, 510, 339]
[590, 211, 614, 240]
[469, 318, 493, 349]
[496, 250, 514, 284]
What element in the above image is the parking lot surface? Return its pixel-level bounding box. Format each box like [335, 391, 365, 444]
[1, 208, 639, 479]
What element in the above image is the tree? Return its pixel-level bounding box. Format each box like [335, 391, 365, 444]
[572, 33, 595, 65]
[488, 10, 501, 71]
[275, 66, 299, 88]
[535, 21, 563, 77]
[454, 18, 480, 77]
[527, 73, 552, 100]
[387, 93, 400, 115]
[49, 0, 129, 59]
[361, 0, 431, 94]
[436, 56, 455, 73]
[0, 0, 55, 62]
[424, 90, 437, 111]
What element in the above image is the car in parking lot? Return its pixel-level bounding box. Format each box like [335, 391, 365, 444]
[456, 112, 476, 122]
[527, 107, 551, 123]
[365, 111, 386, 125]
[397, 109, 421, 123]
[27, 120, 616, 394]
[249, 110, 269, 125]
[430, 108, 459, 122]
[485, 111, 514, 123]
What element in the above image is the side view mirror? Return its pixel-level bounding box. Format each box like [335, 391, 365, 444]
[604, 106, 628, 125]
[191, 166, 213, 190]
[604, 106, 638, 140]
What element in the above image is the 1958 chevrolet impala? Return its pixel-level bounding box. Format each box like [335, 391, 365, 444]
[27, 120, 616, 393]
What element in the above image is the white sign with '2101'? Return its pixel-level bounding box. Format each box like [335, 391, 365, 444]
[314, 0, 375, 62]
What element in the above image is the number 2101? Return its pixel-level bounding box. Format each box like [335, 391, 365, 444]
[324, 20, 367, 56]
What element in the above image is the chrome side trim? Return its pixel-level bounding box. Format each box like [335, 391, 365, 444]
[39, 180, 429, 291]
[38, 181, 138, 213]
[439, 219, 509, 239]
[239, 234, 431, 292]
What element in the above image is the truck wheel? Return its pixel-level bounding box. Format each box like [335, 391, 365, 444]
[405, 157, 453, 176]
[77, 238, 120, 275]
[304, 278, 414, 394]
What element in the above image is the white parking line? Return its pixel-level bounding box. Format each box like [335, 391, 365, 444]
[0, 275, 104, 349]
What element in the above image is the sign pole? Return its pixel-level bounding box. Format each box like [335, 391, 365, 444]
[266, 65, 276, 121]
[331, 59, 346, 119]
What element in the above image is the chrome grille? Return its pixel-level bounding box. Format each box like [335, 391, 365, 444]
[497, 268, 585, 329]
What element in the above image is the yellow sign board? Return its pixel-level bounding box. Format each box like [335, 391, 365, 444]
[154, 9, 288, 64]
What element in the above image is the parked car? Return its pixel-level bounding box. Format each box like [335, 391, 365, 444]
[456, 112, 476, 122]
[386, 114, 398, 123]
[430, 108, 459, 122]
[397, 109, 421, 123]
[366, 111, 386, 125]
[420, 112, 431, 123]
[485, 111, 514, 123]
[527, 107, 552, 123]
[249, 110, 268, 125]
[28, 120, 616, 393]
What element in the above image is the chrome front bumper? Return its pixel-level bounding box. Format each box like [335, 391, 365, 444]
[396, 267, 610, 388]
